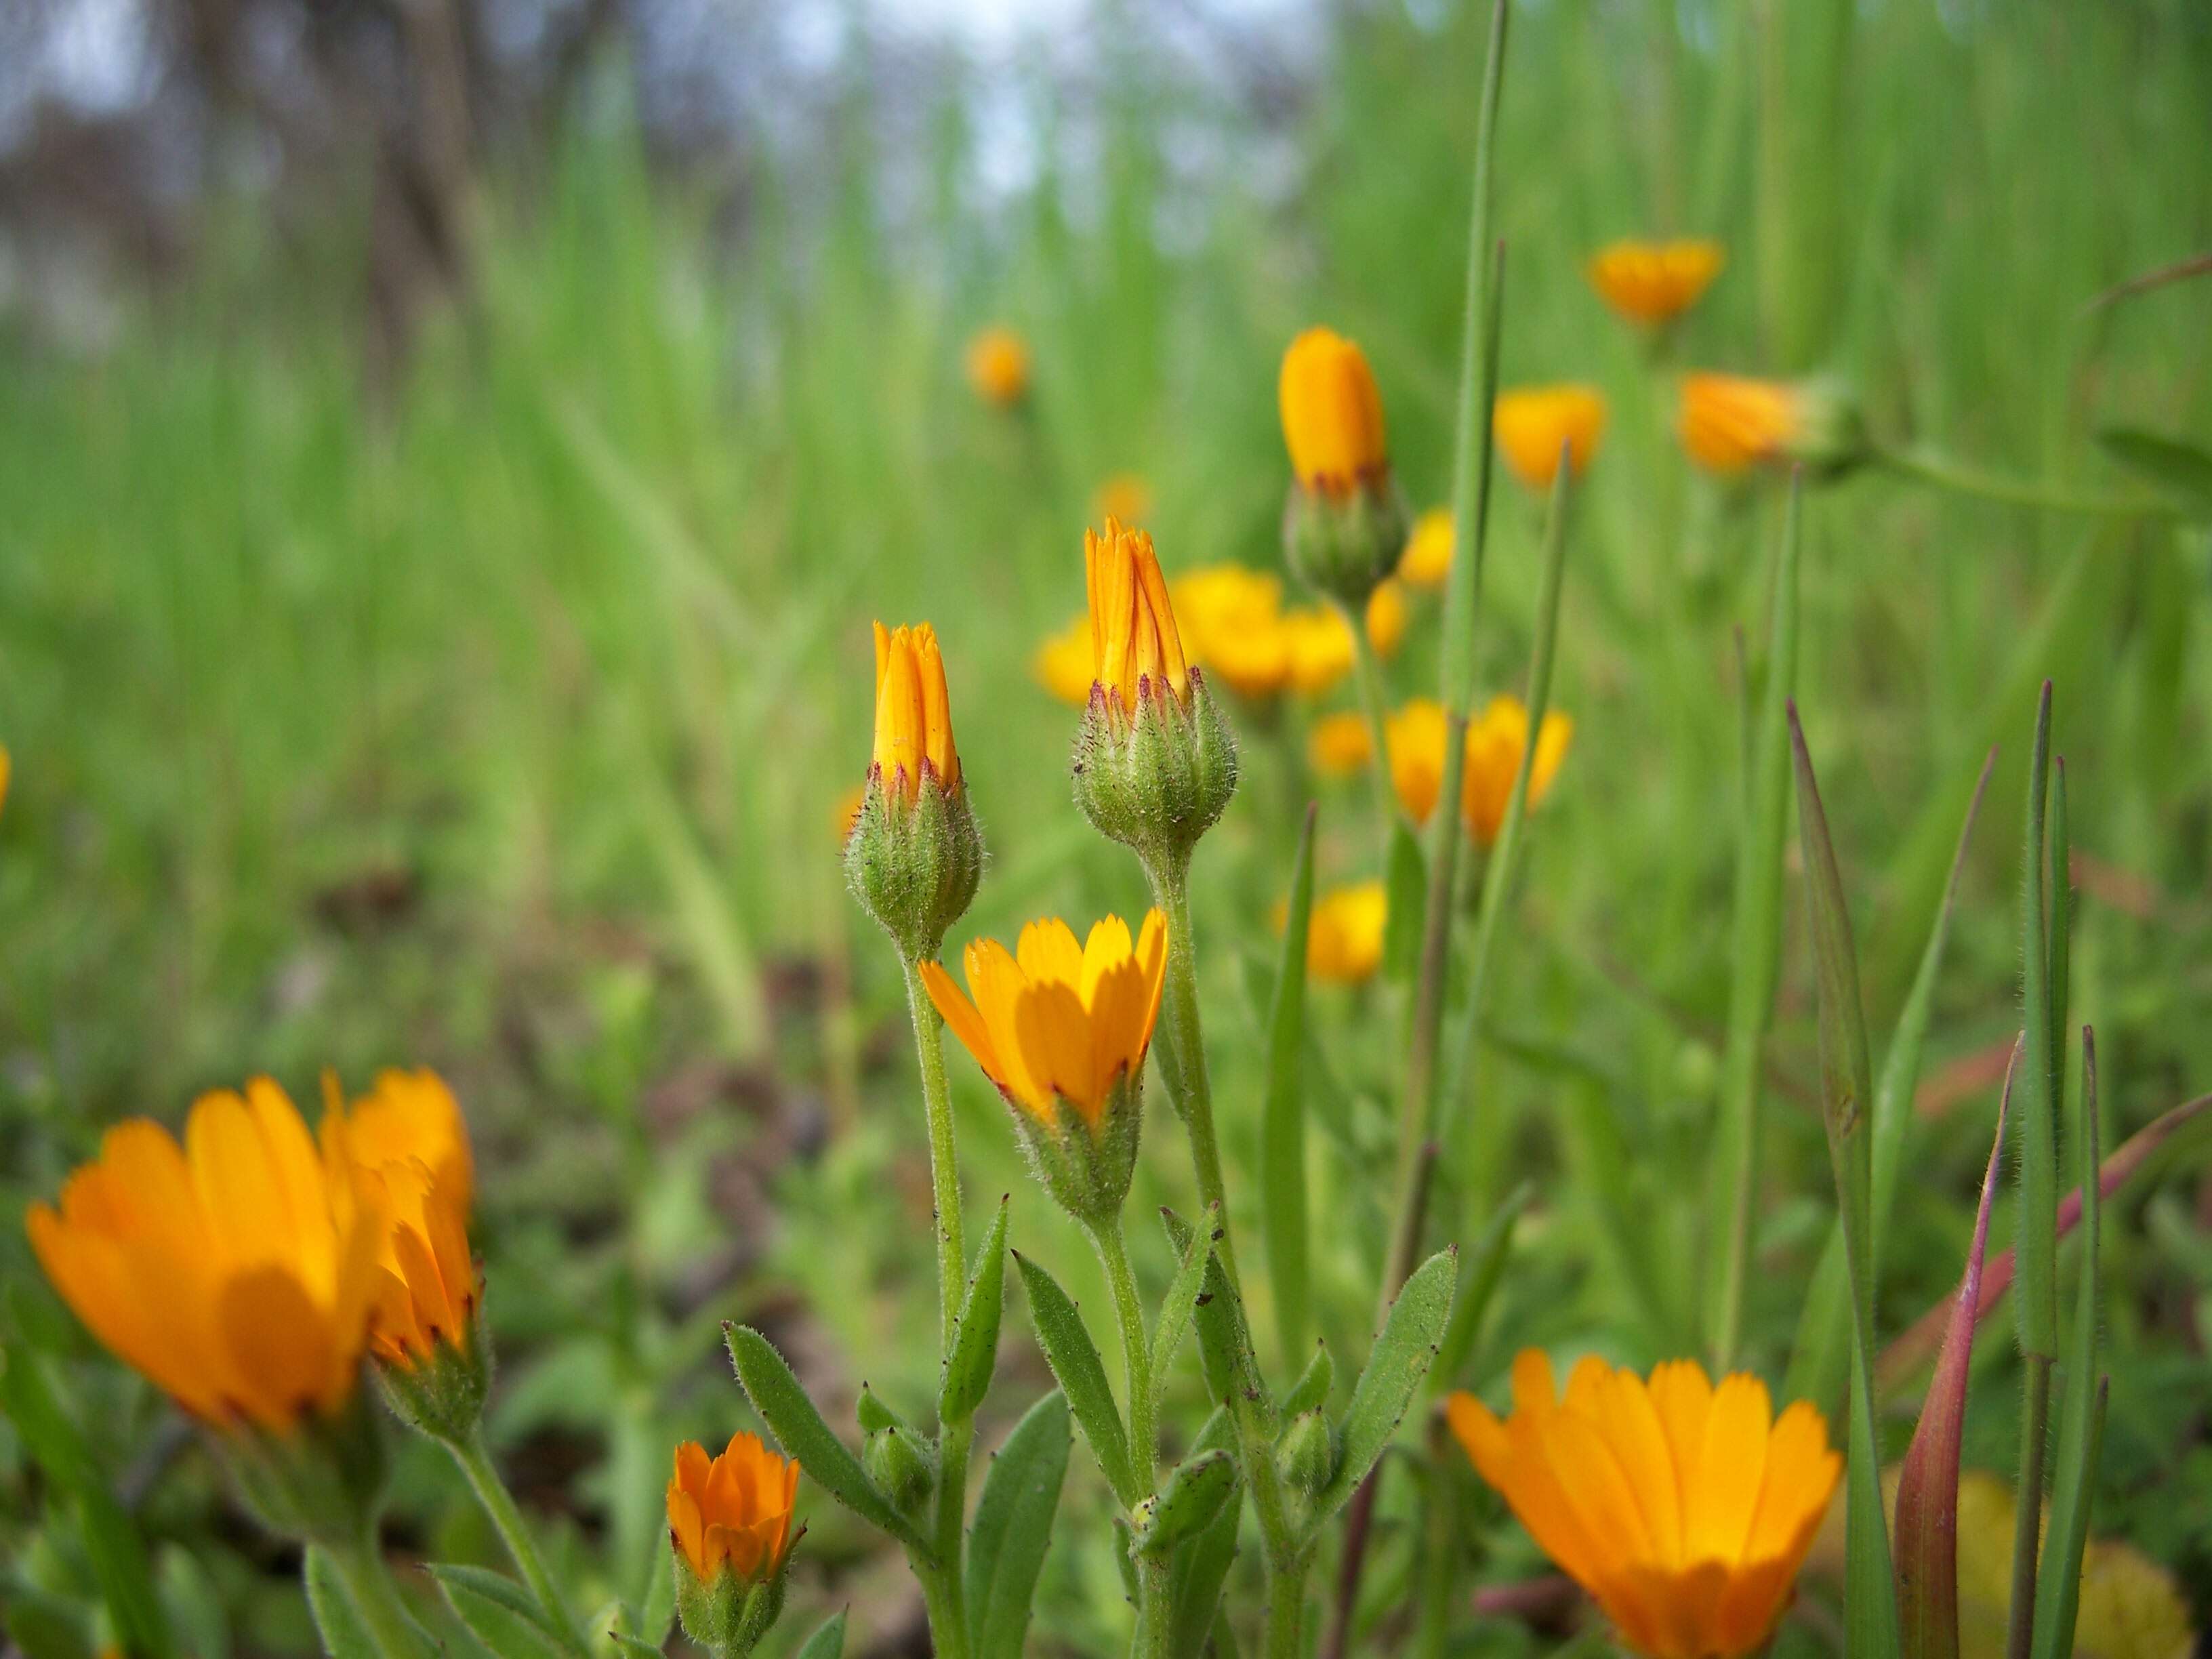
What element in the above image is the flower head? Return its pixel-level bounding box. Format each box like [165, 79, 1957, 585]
[1449, 1350, 1839, 1659]
[1033, 615, 1094, 707]
[1173, 566, 1294, 700]
[1094, 472, 1153, 526]
[1308, 712, 1375, 777]
[1399, 508, 1454, 589]
[1279, 328, 1387, 495]
[668, 1433, 801, 1586]
[26, 1080, 382, 1433]
[0, 743, 12, 816]
[1588, 240, 1725, 326]
[1387, 695, 1572, 845]
[1678, 373, 1864, 477]
[1302, 882, 1388, 984]
[873, 622, 960, 805]
[1494, 385, 1609, 492]
[965, 326, 1030, 408]
[923, 913, 1167, 1220]
[1086, 520, 1192, 714]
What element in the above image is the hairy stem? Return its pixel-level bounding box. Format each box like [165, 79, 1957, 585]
[1090, 1218, 1157, 1491]
[1879, 443, 2171, 518]
[451, 1433, 588, 1654]
[1147, 855, 1240, 1289]
[325, 1531, 432, 1659]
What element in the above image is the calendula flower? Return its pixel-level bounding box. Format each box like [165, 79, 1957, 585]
[1094, 472, 1154, 526]
[26, 1080, 382, 1433]
[1174, 566, 1294, 700]
[0, 743, 12, 815]
[848, 621, 981, 961]
[1280, 329, 1406, 608]
[1281, 584, 1406, 697]
[1399, 508, 1454, 589]
[1075, 522, 1237, 863]
[1588, 239, 1725, 326]
[1494, 385, 1609, 491]
[965, 325, 1030, 408]
[1678, 373, 1864, 476]
[924, 913, 1167, 1221]
[1309, 712, 1375, 777]
[1302, 882, 1388, 983]
[1033, 615, 1095, 706]
[1449, 1351, 1840, 1659]
[1387, 696, 1572, 845]
[668, 1433, 801, 1658]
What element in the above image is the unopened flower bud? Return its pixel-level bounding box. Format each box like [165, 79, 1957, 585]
[668, 1434, 800, 1659]
[1279, 328, 1408, 607]
[1277, 1409, 1338, 1497]
[862, 1422, 935, 1514]
[1679, 373, 1866, 479]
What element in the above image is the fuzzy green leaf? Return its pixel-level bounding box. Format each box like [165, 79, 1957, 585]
[1313, 1247, 1456, 1521]
[793, 1611, 848, 1659]
[1279, 1343, 1334, 1420]
[1160, 1210, 1271, 1436]
[1012, 1254, 1137, 1507]
[1166, 1410, 1244, 1656]
[966, 1391, 1071, 1659]
[431, 1565, 573, 1659]
[941, 1197, 1010, 1425]
[304, 1550, 382, 1659]
[1131, 1449, 1237, 1559]
[1150, 1204, 1216, 1397]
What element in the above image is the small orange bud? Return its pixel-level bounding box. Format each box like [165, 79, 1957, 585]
[1279, 328, 1388, 495]
[1084, 519, 1191, 714]
[872, 622, 960, 804]
[964, 326, 1030, 407]
[1493, 385, 1608, 492]
[1587, 239, 1725, 326]
[668, 1433, 800, 1586]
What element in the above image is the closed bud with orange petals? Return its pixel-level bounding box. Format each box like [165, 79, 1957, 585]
[1588, 239, 1726, 326]
[1279, 328, 1408, 607]
[1679, 373, 1864, 478]
[846, 621, 982, 962]
[1494, 384, 1609, 492]
[26, 1078, 390, 1540]
[668, 1433, 801, 1658]
[923, 912, 1168, 1222]
[1450, 1351, 1840, 1659]
[1074, 522, 1237, 866]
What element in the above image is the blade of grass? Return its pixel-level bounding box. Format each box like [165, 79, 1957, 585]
[1263, 804, 1319, 1370]
[1788, 701, 1902, 1659]
[2029, 1028, 2105, 1659]
[1785, 747, 1994, 1409]
[1708, 476, 1802, 1370]
[1893, 1042, 2013, 1659]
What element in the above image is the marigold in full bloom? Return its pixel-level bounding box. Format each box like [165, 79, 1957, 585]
[26, 1080, 383, 1432]
[1449, 1350, 1839, 1659]
[873, 622, 960, 804]
[1387, 695, 1573, 845]
[1588, 239, 1725, 325]
[1494, 385, 1609, 491]
[923, 912, 1168, 1131]
[668, 1433, 801, 1585]
[1308, 711, 1375, 777]
[1279, 327, 1387, 495]
[964, 325, 1030, 408]
[1302, 881, 1388, 984]
[1033, 615, 1094, 706]
[1279, 583, 1408, 697]
[1399, 508, 1454, 589]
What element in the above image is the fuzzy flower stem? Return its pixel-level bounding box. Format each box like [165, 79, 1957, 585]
[1145, 853, 1240, 1290]
[451, 1431, 588, 1654]
[1877, 443, 2173, 518]
[325, 1530, 435, 1659]
[1088, 1218, 1156, 1490]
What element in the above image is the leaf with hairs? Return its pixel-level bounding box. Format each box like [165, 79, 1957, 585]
[1313, 1248, 1455, 1522]
[1013, 1254, 1137, 1507]
[965, 1392, 1071, 1659]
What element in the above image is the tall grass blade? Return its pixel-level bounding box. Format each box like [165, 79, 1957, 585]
[1262, 804, 1319, 1370]
[1708, 476, 1802, 1368]
[1787, 701, 1902, 1659]
[1893, 1042, 2013, 1659]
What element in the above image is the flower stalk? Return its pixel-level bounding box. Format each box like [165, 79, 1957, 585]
[450, 1431, 588, 1654]
[1147, 853, 1240, 1289]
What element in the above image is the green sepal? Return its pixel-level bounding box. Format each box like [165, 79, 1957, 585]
[1130, 1450, 1237, 1559]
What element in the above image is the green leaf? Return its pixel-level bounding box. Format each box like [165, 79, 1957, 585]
[1261, 804, 1319, 1371]
[1279, 1343, 1334, 1420]
[3, 1583, 96, 1659]
[1431, 1182, 1533, 1393]
[722, 1325, 931, 1557]
[1160, 1211, 1271, 1437]
[1131, 1449, 1237, 1559]
[305, 1549, 382, 1659]
[608, 1636, 667, 1659]
[1313, 1248, 1456, 1521]
[1166, 1410, 1244, 1657]
[942, 1197, 1010, 1425]
[2095, 425, 2212, 518]
[1788, 703, 1904, 1659]
[792, 1610, 848, 1659]
[1893, 1049, 2011, 1659]
[2015, 682, 2060, 1364]
[966, 1392, 1071, 1659]
[156, 1544, 231, 1659]
[430, 1564, 573, 1659]
[1149, 1204, 1215, 1397]
[1786, 747, 1993, 1411]
[1012, 1254, 1137, 1507]
[1381, 819, 1427, 983]
[634, 1520, 675, 1646]
[1706, 476, 1801, 1368]
[2030, 1031, 2107, 1659]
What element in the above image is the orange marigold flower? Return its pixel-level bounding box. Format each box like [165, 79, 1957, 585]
[667, 1433, 801, 1585]
[0, 743, 11, 816]
[1387, 695, 1572, 845]
[1588, 239, 1726, 325]
[26, 1079, 384, 1432]
[1449, 1351, 1840, 1659]
[964, 325, 1030, 408]
[1308, 712, 1375, 777]
[1494, 385, 1609, 491]
[1280, 584, 1405, 697]
[873, 621, 960, 804]
[1302, 881, 1388, 984]
[1678, 373, 1803, 474]
[1094, 472, 1154, 527]
[1085, 519, 1191, 714]
[922, 912, 1168, 1130]
[1399, 508, 1454, 589]
[1032, 615, 1094, 706]
[1279, 327, 1387, 495]
[1174, 565, 1294, 700]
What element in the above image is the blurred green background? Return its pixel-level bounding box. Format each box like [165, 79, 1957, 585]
[3, 0, 2210, 1652]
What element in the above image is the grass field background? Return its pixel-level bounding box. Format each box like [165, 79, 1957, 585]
[3, 0, 2211, 1652]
